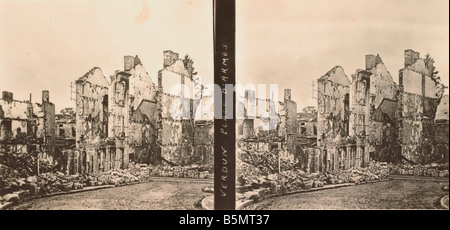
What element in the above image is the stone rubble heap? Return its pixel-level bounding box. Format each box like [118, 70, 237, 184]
[149, 164, 212, 179]
[0, 162, 212, 207]
[238, 149, 296, 174]
[236, 149, 390, 202]
[389, 163, 449, 177]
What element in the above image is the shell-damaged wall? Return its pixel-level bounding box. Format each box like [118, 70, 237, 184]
[399, 50, 444, 164]
[0, 91, 55, 158]
[236, 89, 298, 159]
[159, 93, 194, 165]
[317, 66, 351, 147]
[75, 67, 109, 144]
[157, 50, 211, 166]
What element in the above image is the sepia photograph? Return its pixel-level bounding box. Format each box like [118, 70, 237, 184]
[0, 0, 214, 210]
[235, 0, 449, 210]
[0, 0, 449, 213]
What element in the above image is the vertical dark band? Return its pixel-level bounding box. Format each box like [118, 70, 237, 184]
[213, 0, 236, 210]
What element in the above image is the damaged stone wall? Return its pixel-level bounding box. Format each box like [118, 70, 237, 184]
[364, 55, 399, 162]
[0, 91, 55, 157]
[193, 120, 213, 165]
[296, 107, 318, 162]
[129, 100, 157, 164]
[365, 55, 398, 107]
[283, 89, 298, 159]
[434, 94, 448, 163]
[398, 50, 444, 164]
[317, 66, 351, 147]
[55, 108, 76, 140]
[75, 67, 114, 174]
[315, 65, 373, 170]
[237, 88, 299, 160]
[0, 92, 33, 142]
[297, 106, 317, 138]
[349, 69, 371, 167]
[75, 67, 109, 143]
[72, 52, 209, 172]
[157, 51, 205, 166]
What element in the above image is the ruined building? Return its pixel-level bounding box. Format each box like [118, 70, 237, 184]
[311, 50, 446, 172]
[55, 108, 76, 146]
[73, 51, 212, 174]
[0, 91, 55, 159]
[354, 54, 399, 163]
[75, 67, 112, 174]
[296, 106, 317, 152]
[398, 49, 446, 164]
[54, 108, 76, 172]
[313, 54, 400, 172]
[237, 89, 299, 160]
[315, 66, 355, 171]
[157, 51, 197, 165]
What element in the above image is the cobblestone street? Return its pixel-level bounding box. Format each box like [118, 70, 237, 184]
[9, 178, 212, 210]
[244, 179, 448, 210]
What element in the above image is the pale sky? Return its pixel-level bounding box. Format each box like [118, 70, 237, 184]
[1, 0, 448, 113]
[237, 0, 449, 111]
[0, 0, 213, 112]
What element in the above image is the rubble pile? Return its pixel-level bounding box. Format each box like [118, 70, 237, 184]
[1, 162, 213, 207]
[236, 149, 390, 202]
[238, 149, 296, 174]
[0, 152, 53, 177]
[389, 163, 449, 177]
[149, 165, 212, 179]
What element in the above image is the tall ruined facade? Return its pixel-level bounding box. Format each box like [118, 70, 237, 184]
[157, 51, 196, 165]
[398, 49, 445, 164]
[313, 49, 446, 170]
[72, 51, 212, 174]
[75, 67, 112, 174]
[315, 66, 356, 172]
[356, 54, 399, 163]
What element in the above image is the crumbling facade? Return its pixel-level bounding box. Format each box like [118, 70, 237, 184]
[75, 67, 111, 174]
[54, 108, 76, 172]
[362, 55, 399, 162]
[237, 89, 299, 160]
[72, 51, 212, 174]
[310, 54, 401, 172]
[314, 66, 355, 172]
[310, 49, 445, 171]
[398, 49, 445, 164]
[296, 106, 317, 156]
[0, 91, 56, 160]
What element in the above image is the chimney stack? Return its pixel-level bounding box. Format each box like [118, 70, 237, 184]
[2, 91, 13, 102]
[42, 90, 49, 103]
[2, 91, 8, 100]
[404, 49, 420, 67]
[365, 54, 376, 70]
[124, 55, 135, 71]
[284, 89, 291, 101]
[173, 52, 179, 61]
[163, 50, 174, 68]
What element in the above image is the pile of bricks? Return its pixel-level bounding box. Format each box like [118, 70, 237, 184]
[389, 163, 449, 177]
[238, 149, 296, 174]
[237, 151, 390, 201]
[1, 161, 214, 207]
[0, 163, 151, 206]
[148, 165, 212, 179]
